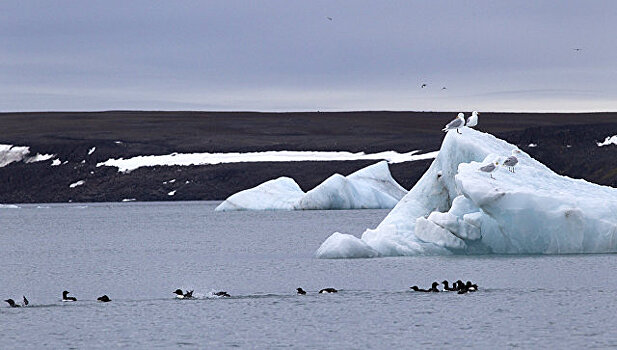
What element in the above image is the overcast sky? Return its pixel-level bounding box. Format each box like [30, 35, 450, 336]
[1, 1, 616, 112]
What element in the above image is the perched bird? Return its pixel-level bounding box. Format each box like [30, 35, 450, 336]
[5, 299, 20, 308]
[503, 152, 519, 172]
[296, 288, 307, 295]
[442, 280, 457, 291]
[62, 290, 77, 302]
[466, 111, 479, 127]
[213, 291, 231, 297]
[421, 83, 427, 88]
[479, 161, 499, 179]
[97, 295, 111, 302]
[23, 295, 29, 306]
[442, 113, 466, 134]
[319, 288, 338, 294]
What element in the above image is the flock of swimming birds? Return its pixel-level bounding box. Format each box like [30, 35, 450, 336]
[4, 282, 478, 307]
[4, 111, 493, 309]
[443, 111, 519, 177]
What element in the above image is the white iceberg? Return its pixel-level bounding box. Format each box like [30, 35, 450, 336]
[215, 161, 408, 211]
[316, 127, 617, 258]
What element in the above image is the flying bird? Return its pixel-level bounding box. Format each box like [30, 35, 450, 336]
[442, 113, 466, 134]
[326, 16, 333, 21]
[441, 87, 447, 90]
[573, 48, 582, 52]
[421, 83, 427, 88]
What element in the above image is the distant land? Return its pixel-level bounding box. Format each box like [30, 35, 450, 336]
[1, 111, 617, 203]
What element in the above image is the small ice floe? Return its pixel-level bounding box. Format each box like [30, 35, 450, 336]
[69, 180, 85, 188]
[566, 145, 572, 148]
[114, 141, 123, 144]
[51, 159, 62, 166]
[88, 147, 96, 155]
[80, 160, 85, 164]
[185, 180, 190, 184]
[168, 190, 176, 196]
[597, 135, 617, 147]
[0, 204, 20, 209]
[528, 143, 538, 148]
[121, 198, 136, 202]
[163, 179, 176, 185]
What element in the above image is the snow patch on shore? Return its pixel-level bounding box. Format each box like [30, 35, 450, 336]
[97, 150, 438, 173]
[0, 144, 55, 167]
[597, 135, 617, 147]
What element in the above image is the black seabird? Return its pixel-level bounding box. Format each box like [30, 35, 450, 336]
[410, 286, 430, 292]
[97, 295, 111, 302]
[214, 291, 231, 297]
[429, 282, 440, 292]
[5, 299, 20, 307]
[319, 288, 338, 294]
[62, 290, 77, 302]
[442, 280, 457, 291]
[173, 289, 194, 299]
[23, 295, 29, 306]
[296, 288, 307, 295]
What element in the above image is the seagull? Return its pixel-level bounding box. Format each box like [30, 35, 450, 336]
[480, 161, 499, 179]
[466, 111, 479, 128]
[503, 154, 519, 172]
[421, 83, 427, 88]
[442, 113, 466, 134]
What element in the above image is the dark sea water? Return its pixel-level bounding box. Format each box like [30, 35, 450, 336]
[1, 201, 616, 349]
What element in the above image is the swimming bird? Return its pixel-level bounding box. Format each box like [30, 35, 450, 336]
[442, 280, 457, 291]
[173, 289, 194, 299]
[454, 280, 465, 291]
[410, 286, 431, 292]
[442, 113, 465, 134]
[319, 288, 338, 294]
[213, 291, 231, 297]
[465, 281, 478, 292]
[429, 282, 440, 293]
[466, 111, 479, 127]
[97, 295, 111, 302]
[62, 290, 77, 302]
[503, 154, 518, 172]
[23, 295, 29, 306]
[5, 299, 20, 307]
[479, 161, 499, 179]
[296, 288, 307, 295]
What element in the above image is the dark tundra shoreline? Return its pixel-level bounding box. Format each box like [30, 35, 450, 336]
[1, 111, 617, 203]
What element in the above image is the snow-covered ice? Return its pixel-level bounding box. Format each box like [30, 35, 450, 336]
[316, 127, 617, 258]
[97, 150, 438, 173]
[88, 147, 96, 155]
[216, 161, 408, 211]
[597, 135, 617, 147]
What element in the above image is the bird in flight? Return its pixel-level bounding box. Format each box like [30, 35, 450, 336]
[326, 16, 333, 21]
[573, 48, 582, 52]
[441, 87, 447, 90]
[421, 83, 427, 88]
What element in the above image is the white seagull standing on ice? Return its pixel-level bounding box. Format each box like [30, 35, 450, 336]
[466, 111, 479, 128]
[479, 161, 499, 179]
[503, 149, 520, 172]
[442, 113, 466, 134]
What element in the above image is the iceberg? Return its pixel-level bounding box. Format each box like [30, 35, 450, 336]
[316, 127, 617, 258]
[215, 161, 408, 211]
